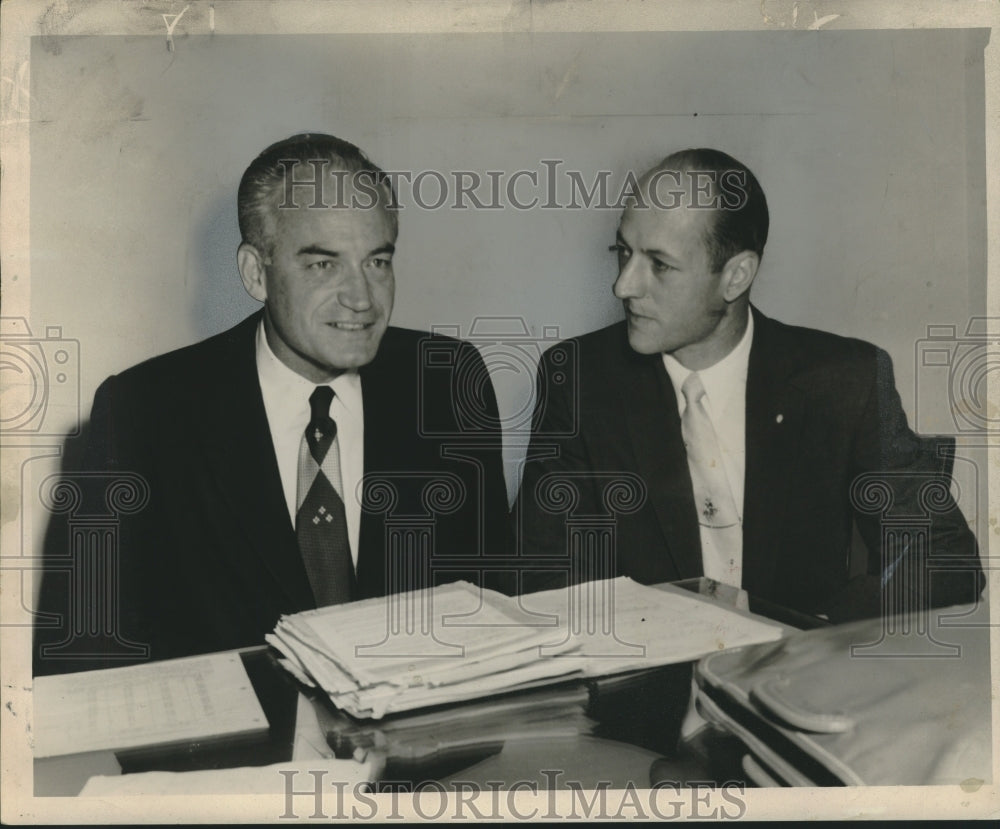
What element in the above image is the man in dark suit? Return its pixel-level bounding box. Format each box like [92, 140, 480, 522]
[513, 148, 983, 621]
[34, 134, 508, 675]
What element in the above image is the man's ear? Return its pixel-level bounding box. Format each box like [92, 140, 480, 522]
[237, 242, 269, 303]
[720, 250, 759, 303]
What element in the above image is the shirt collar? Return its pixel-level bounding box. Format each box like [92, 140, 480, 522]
[255, 319, 362, 422]
[661, 311, 754, 413]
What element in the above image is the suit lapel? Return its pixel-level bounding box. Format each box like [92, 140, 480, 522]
[741, 308, 806, 598]
[198, 313, 315, 609]
[623, 344, 703, 581]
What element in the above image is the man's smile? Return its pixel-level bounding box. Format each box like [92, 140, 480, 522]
[326, 321, 375, 331]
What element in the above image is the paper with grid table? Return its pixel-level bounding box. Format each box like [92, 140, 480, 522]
[34, 652, 268, 758]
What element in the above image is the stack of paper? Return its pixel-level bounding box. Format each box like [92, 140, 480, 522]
[320, 683, 595, 763]
[268, 581, 582, 719]
[269, 577, 783, 720]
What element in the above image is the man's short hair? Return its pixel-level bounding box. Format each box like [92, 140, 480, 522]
[651, 148, 769, 274]
[237, 133, 398, 257]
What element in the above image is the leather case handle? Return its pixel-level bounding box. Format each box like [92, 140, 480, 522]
[750, 676, 855, 733]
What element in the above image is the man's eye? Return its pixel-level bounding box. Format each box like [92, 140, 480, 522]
[308, 260, 335, 270]
[651, 258, 673, 274]
[370, 257, 393, 270]
[609, 243, 630, 260]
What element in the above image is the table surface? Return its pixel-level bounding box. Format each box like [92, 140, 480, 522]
[36, 578, 827, 794]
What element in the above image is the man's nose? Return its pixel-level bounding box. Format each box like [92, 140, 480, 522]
[338, 263, 373, 311]
[613, 257, 642, 300]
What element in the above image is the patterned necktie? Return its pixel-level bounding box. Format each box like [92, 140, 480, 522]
[680, 372, 742, 587]
[296, 386, 355, 607]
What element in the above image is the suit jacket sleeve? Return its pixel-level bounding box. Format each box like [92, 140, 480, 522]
[829, 346, 984, 620]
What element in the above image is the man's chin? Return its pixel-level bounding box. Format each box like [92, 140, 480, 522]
[625, 328, 665, 356]
[320, 346, 381, 372]
[319, 327, 386, 367]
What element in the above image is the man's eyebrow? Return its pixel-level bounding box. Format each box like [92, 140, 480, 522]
[296, 243, 396, 257]
[297, 245, 340, 258]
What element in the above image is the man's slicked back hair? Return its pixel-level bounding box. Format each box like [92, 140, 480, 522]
[237, 133, 397, 257]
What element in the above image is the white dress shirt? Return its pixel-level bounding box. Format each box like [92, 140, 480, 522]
[661, 312, 754, 585]
[255, 322, 364, 567]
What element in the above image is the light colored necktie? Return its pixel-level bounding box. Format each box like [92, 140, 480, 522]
[680, 372, 742, 587]
[295, 386, 354, 607]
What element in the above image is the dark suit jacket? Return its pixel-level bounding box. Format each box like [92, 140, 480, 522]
[34, 312, 509, 674]
[513, 308, 983, 620]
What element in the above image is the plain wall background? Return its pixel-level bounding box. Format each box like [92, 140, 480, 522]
[24, 29, 989, 520]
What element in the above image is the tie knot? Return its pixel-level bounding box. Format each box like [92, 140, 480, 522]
[681, 372, 706, 407]
[309, 385, 335, 421]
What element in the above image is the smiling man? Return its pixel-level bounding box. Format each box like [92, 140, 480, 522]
[513, 148, 983, 621]
[34, 134, 509, 673]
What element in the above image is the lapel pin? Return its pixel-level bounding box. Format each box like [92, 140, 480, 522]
[775, 413, 784, 424]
